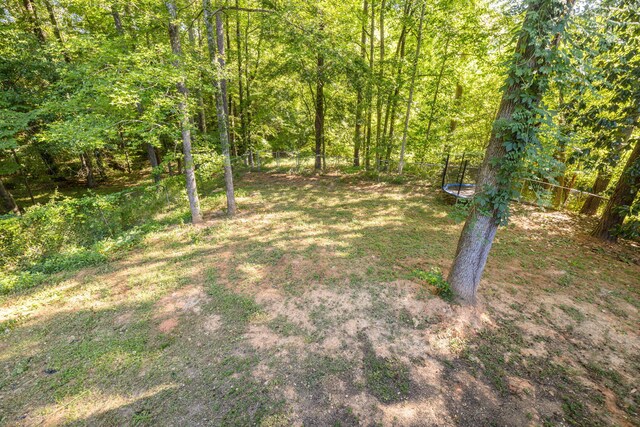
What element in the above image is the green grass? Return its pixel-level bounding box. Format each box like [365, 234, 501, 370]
[360, 332, 411, 403]
[1, 171, 638, 426]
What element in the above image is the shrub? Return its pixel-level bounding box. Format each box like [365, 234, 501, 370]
[413, 268, 454, 301]
[0, 176, 186, 287]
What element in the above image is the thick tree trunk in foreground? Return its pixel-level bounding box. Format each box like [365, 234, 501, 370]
[447, 0, 574, 303]
[166, 0, 202, 224]
[580, 170, 610, 215]
[591, 135, 640, 241]
[204, 0, 237, 215]
[0, 177, 21, 214]
[398, 3, 425, 175]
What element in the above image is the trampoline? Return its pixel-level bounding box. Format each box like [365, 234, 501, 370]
[441, 153, 476, 200]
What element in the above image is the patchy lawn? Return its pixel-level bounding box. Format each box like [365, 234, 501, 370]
[1, 172, 638, 426]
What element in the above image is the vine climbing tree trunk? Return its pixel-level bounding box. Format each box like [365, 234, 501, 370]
[447, 0, 575, 303]
[166, 0, 202, 224]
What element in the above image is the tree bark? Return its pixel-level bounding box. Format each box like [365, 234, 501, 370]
[235, 0, 249, 155]
[580, 170, 610, 215]
[146, 143, 161, 182]
[0, 177, 21, 214]
[353, 0, 368, 167]
[314, 48, 325, 170]
[43, 0, 70, 62]
[398, 3, 425, 175]
[448, 83, 463, 135]
[364, 0, 375, 170]
[374, 0, 385, 170]
[591, 132, 639, 241]
[80, 152, 96, 188]
[382, 2, 410, 170]
[166, 0, 202, 224]
[424, 36, 450, 147]
[447, 0, 574, 303]
[21, 0, 46, 44]
[11, 149, 35, 204]
[111, 4, 124, 35]
[204, 0, 237, 215]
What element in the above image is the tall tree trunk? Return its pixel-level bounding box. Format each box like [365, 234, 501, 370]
[374, 0, 385, 170]
[80, 152, 96, 188]
[398, 3, 425, 175]
[580, 170, 610, 215]
[235, 1, 249, 155]
[447, 0, 575, 303]
[137, 101, 161, 182]
[146, 143, 161, 182]
[0, 177, 21, 214]
[94, 149, 106, 180]
[315, 48, 325, 170]
[111, 4, 124, 35]
[43, 0, 70, 62]
[22, 0, 46, 44]
[424, 36, 450, 147]
[353, 0, 368, 167]
[120, 132, 132, 174]
[448, 83, 463, 135]
[591, 130, 639, 241]
[166, 0, 202, 224]
[204, 0, 237, 215]
[11, 149, 35, 204]
[382, 2, 410, 170]
[37, 147, 61, 180]
[364, 0, 375, 170]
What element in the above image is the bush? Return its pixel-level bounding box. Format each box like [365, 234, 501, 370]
[0, 176, 186, 283]
[413, 268, 454, 301]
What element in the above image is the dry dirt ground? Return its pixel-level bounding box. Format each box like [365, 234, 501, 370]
[1, 172, 639, 426]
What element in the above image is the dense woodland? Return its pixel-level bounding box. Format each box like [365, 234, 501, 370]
[1, 0, 639, 301]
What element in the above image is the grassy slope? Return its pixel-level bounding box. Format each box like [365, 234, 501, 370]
[1, 172, 638, 426]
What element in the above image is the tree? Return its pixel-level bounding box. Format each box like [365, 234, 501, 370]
[398, 2, 425, 175]
[591, 128, 639, 241]
[447, 0, 575, 303]
[204, 1, 237, 215]
[166, 0, 202, 224]
[0, 177, 21, 214]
